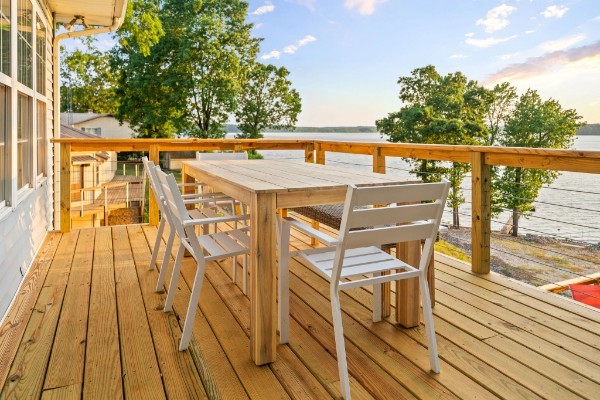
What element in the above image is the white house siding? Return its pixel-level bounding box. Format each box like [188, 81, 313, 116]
[0, 182, 49, 317]
[73, 116, 134, 139]
[0, 0, 54, 320]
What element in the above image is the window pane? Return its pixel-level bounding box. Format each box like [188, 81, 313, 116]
[18, 93, 32, 189]
[36, 16, 45, 94]
[0, 0, 9, 76]
[17, 0, 32, 88]
[0, 84, 6, 203]
[37, 101, 45, 176]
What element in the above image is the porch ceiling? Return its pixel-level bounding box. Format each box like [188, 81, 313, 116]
[49, 0, 127, 27]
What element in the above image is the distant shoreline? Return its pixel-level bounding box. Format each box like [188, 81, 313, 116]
[225, 123, 600, 135]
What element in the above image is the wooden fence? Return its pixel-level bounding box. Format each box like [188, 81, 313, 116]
[51, 138, 600, 275]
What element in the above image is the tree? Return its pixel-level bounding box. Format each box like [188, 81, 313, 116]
[60, 37, 118, 113]
[235, 63, 301, 139]
[376, 65, 489, 228]
[111, 0, 179, 138]
[160, 0, 260, 138]
[495, 89, 584, 236]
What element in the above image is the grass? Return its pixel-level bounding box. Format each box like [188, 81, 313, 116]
[435, 240, 471, 263]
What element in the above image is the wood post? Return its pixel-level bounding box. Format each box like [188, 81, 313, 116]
[149, 144, 160, 226]
[472, 152, 491, 274]
[372, 147, 385, 174]
[304, 143, 315, 163]
[60, 143, 71, 233]
[396, 240, 421, 327]
[315, 143, 325, 165]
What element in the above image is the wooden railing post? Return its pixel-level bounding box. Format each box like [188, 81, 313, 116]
[149, 144, 160, 226]
[60, 143, 71, 233]
[372, 146, 385, 173]
[472, 152, 491, 274]
[304, 143, 315, 163]
[315, 143, 325, 165]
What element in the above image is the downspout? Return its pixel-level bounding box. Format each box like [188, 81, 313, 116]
[51, 2, 127, 230]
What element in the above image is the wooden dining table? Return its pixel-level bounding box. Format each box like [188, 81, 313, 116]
[181, 159, 421, 365]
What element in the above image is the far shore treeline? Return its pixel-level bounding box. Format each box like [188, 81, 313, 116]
[240, 123, 600, 135]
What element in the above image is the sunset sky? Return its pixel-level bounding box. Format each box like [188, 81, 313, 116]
[247, 0, 600, 126]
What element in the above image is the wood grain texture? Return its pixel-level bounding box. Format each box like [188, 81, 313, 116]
[83, 227, 123, 400]
[1, 231, 79, 399]
[44, 229, 94, 390]
[471, 152, 491, 274]
[60, 143, 71, 233]
[112, 226, 166, 400]
[0, 233, 61, 389]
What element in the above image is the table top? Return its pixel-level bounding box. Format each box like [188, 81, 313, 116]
[182, 159, 414, 194]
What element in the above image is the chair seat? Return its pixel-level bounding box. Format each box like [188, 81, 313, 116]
[194, 229, 249, 261]
[298, 246, 417, 280]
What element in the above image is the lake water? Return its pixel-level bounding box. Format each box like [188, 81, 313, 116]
[237, 131, 600, 244]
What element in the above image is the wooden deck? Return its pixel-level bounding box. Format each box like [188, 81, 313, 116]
[1, 218, 600, 399]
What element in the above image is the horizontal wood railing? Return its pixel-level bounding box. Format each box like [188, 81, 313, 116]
[51, 138, 600, 275]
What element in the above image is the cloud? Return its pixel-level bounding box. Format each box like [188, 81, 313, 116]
[541, 5, 569, 19]
[525, 29, 535, 34]
[252, 3, 275, 16]
[466, 35, 518, 48]
[261, 50, 281, 60]
[450, 54, 467, 59]
[539, 34, 586, 52]
[253, 23, 264, 29]
[498, 52, 520, 61]
[476, 4, 517, 33]
[465, 32, 475, 37]
[283, 35, 317, 54]
[484, 40, 600, 85]
[289, 0, 316, 11]
[594, 16, 600, 22]
[344, 0, 388, 15]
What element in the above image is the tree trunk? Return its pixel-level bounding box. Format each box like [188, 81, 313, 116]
[512, 207, 520, 237]
[453, 205, 459, 228]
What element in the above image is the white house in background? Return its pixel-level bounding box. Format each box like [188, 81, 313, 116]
[60, 112, 135, 138]
[0, 0, 127, 319]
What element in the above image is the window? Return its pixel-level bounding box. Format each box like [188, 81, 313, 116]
[37, 100, 45, 176]
[0, 0, 9, 76]
[0, 84, 7, 205]
[35, 15, 44, 94]
[17, 0, 32, 88]
[17, 93, 32, 189]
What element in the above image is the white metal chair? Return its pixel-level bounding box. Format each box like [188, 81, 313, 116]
[196, 151, 250, 291]
[278, 181, 449, 400]
[154, 166, 250, 350]
[142, 157, 246, 293]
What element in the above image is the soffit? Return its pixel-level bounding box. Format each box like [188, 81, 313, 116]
[48, 0, 127, 27]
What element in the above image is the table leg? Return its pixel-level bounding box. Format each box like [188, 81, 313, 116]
[396, 240, 421, 328]
[250, 192, 277, 365]
[181, 164, 196, 211]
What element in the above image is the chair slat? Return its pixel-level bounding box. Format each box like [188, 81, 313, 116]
[229, 229, 250, 247]
[197, 235, 227, 258]
[348, 202, 441, 229]
[345, 222, 435, 249]
[353, 182, 447, 206]
[212, 232, 246, 254]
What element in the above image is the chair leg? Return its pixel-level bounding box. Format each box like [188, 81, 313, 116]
[242, 254, 248, 295]
[233, 256, 238, 286]
[179, 259, 207, 351]
[278, 221, 291, 344]
[419, 274, 440, 373]
[149, 218, 165, 270]
[164, 244, 185, 312]
[372, 272, 382, 323]
[331, 290, 351, 400]
[156, 229, 175, 292]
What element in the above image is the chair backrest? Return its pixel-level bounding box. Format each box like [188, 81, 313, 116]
[332, 181, 450, 281]
[196, 152, 248, 161]
[142, 157, 168, 216]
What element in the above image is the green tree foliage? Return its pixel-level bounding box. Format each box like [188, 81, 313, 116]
[376, 65, 489, 228]
[495, 89, 584, 236]
[60, 37, 118, 113]
[235, 63, 302, 139]
[160, 0, 260, 138]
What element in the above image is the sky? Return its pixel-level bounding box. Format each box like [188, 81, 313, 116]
[63, 0, 600, 126]
[244, 0, 600, 126]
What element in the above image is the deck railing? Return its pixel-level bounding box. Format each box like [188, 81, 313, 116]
[50, 138, 600, 276]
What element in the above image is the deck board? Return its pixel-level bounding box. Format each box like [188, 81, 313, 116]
[1, 223, 600, 399]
